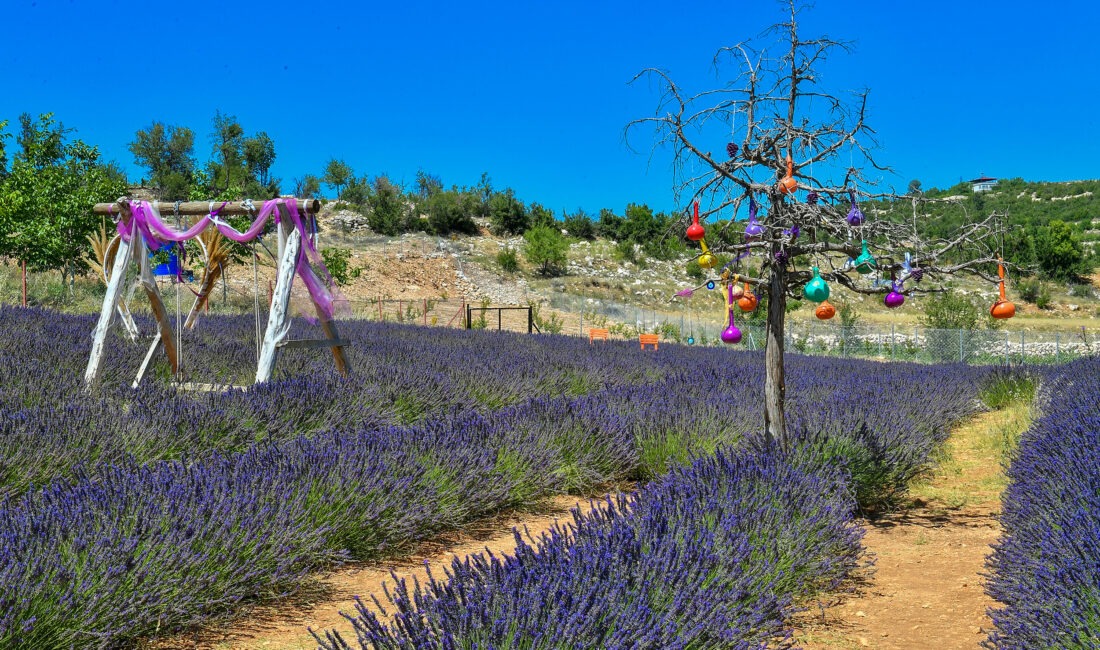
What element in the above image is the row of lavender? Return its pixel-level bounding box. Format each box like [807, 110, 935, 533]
[316, 451, 864, 649]
[0, 307, 663, 499]
[0, 309, 989, 647]
[985, 358, 1100, 649]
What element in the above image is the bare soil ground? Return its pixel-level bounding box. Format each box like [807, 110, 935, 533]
[794, 402, 1029, 649]
[150, 494, 609, 650]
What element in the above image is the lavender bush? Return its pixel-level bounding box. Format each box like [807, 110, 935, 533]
[313, 450, 864, 650]
[985, 359, 1100, 649]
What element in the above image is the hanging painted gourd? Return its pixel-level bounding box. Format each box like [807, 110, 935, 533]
[726, 142, 738, 158]
[815, 300, 836, 320]
[737, 282, 757, 312]
[698, 239, 719, 269]
[744, 197, 765, 239]
[884, 282, 905, 309]
[853, 240, 877, 274]
[686, 200, 705, 241]
[721, 283, 743, 344]
[846, 190, 864, 226]
[803, 266, 830, 303]
[778, 154, 797, 195]
[990, 258, 1016, 319]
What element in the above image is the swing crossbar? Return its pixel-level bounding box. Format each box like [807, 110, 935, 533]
[92, 199, 320, 217]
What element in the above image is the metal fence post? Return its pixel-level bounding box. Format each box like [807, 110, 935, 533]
[1056, 332, 1060, 358]
[1004, 331, 1009, 365]
[959, 330, 965, 363]
[890, 323, 896, 359]
[1020, 330, 1025, 364]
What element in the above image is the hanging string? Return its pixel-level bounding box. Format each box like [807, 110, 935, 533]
[173, 201, 183, 382]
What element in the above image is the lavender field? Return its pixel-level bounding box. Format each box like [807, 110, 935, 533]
[0, 306, 1012, 648]
[985, 358, 1100, 649]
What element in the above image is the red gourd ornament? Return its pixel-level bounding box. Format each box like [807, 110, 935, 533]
[815, 300, 836, 320]
[686, 201, 705, 241]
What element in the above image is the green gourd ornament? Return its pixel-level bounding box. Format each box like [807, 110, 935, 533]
[803, 266, 830, 303]
[853, 240, 877, 275]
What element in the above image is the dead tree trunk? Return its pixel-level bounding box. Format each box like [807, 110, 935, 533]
[763, 250, 788, 450]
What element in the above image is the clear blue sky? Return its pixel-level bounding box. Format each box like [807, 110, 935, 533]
[2, 0, 1096, 215]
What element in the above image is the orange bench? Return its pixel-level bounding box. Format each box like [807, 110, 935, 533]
[588, 328, 610, 343]
[639, 333, 659, 350]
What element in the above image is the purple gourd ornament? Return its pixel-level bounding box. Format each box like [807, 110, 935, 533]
[721, 283, 743, 344]
[806, 191, 820, 205]
[884, 282, 905, 308]
[744, 197, 765, 239]
[846, 190, 864, 226]
[726, 142, 738, 158]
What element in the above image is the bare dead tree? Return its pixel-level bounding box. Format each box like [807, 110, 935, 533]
[626, 1, 1009, 450]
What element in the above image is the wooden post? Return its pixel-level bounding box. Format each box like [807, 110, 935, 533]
[21, 260, 27, 308]
[85, 221, 136, 387]
[528, 306, 533, 334]
[256, 225, 302, 383]
[314, 303, 349, 376]
[184, 261, 223, 329]
[137, 238, 178, 376]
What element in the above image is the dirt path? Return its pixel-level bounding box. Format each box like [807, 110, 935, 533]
[151, 494, 606, 650]
[795, 402, 1030, 649]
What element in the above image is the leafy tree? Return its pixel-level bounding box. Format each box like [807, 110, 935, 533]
[415, 169, 442, 200]
[293, 174, 322, 198]
[523, 225, 568, 276]
[243, 132, 276, 185]
[366, 175, 405, 235]
[0, 113, 127, 287]
[907, 179, 922, 195]
[630, 2, 1007, 447]
[563, 208, 596, 240]
[340, 175, 371, 206]
[129, 121, 196, 199]
[323, 158, 353, 199]
[0, 119, 8, 177]
[489, 188, 529, 235]
[1034, 219, 1087, 281]
[209, 111, 245, 194]
[528, 202, 556, 230]
[427, 189, 479, 235]
[596, 208, 625, 240]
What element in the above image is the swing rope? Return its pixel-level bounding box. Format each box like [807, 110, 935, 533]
[173, 201, 183, 382]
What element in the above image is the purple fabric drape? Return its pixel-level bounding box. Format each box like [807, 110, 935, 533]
[115, 198, 345, 319]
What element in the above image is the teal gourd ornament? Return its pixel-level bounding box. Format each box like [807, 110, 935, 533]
[803, 266, 830, 303]
[853, 240, 877, 275]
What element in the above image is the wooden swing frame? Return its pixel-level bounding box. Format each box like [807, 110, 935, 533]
[84, 197, 349, 389]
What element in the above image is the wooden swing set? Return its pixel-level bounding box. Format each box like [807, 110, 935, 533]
[83, 197, 349, 389]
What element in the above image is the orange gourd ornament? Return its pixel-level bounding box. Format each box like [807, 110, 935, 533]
[778, 154, 797, 195]
[737, 282, 757, 312]
[990, 259, 1016, 319]
[815, 300, 836, 320]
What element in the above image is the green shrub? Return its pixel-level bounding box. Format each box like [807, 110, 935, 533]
[524, 226, 568, 276]
[320, 247, 352, 286]
[496, 248, 519, 273]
